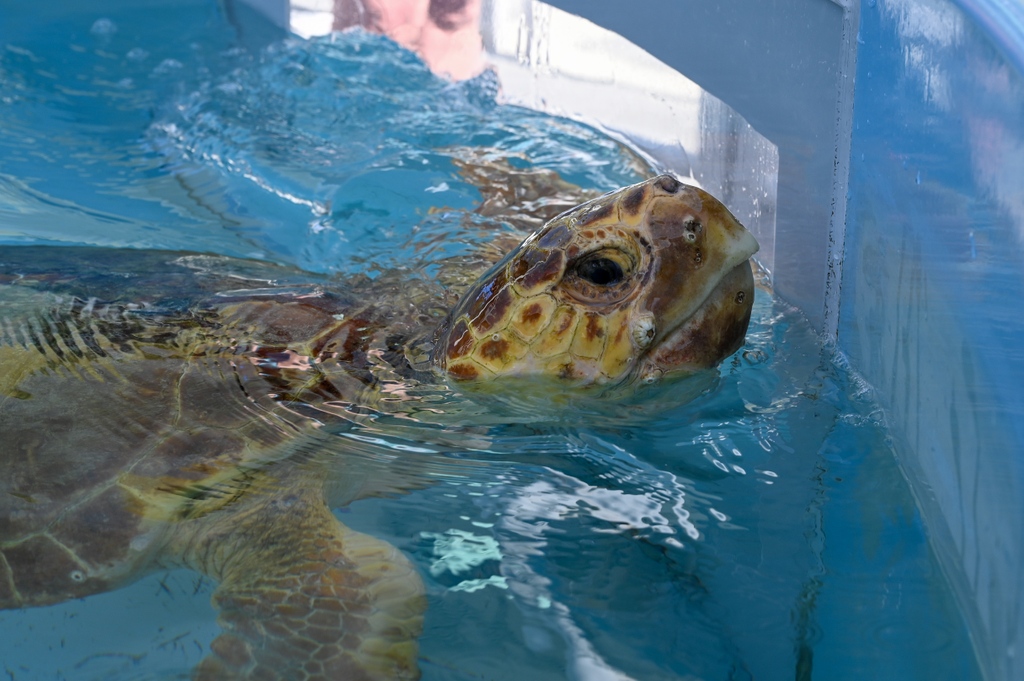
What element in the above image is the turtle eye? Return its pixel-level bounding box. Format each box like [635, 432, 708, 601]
[576, 257, 625, 286]
[562, 246, 638, 304]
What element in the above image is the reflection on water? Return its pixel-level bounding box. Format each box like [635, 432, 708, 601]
[0, 7, 981, 681]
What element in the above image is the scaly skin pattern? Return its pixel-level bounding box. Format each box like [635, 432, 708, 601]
[180, 485, 424, 681]
[435, 175, 759, 385]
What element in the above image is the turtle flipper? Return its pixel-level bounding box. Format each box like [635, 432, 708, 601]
[183, 490, 425, 681]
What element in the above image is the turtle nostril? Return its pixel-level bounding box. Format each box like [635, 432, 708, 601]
[655, 175, 682, 194]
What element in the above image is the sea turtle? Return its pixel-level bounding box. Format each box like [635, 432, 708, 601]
[0, 175, 758, 680]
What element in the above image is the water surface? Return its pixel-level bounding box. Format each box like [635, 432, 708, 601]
[0, 4, 981, 680]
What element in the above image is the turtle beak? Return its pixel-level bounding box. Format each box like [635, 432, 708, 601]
[711, 219, 760, 275]
[637, 182, 759, 374]
[641, 259, 756, 376]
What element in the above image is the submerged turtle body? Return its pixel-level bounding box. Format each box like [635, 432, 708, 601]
[0, 175, 758, 680]
[0, 283, 430, 680]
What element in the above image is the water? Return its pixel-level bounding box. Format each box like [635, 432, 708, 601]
[0, 3, 981, 680]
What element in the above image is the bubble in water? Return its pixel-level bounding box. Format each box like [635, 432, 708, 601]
[153, 58, 184, 75]
[742, 348, 768, 365]
[216, 81, 243, 94]
[90, 18, 117, 38]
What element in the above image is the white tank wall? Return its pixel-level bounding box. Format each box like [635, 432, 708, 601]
[524, 1, 1024, 679]
[840, 2, 1024, 679]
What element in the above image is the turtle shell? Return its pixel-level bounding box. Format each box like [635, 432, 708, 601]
[0, 250, 424, 607]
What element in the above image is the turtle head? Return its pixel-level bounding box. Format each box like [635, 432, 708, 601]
[434, 174, 759, 386]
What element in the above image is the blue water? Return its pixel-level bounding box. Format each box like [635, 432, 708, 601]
[0, 2, 981, 680]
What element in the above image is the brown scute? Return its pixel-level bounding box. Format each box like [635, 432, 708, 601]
[466, 267, 509, 320]
[585, 314, 604, 341]
[446, 362, 480, 381]
[578, 201, 615, 227]
[519, 250, 565, 291]
[520, 302, 544, 326]
[510, 247, 552, 287]
[4, 535, 103, 604]
[311, 316, 378, 362]
[478, 337, 510, 361]
[555, 309, 576, 335]
[510, 255, 530, 280]
[469, 285, 514, 335]
[134, 428, 248, 481]
[225, 301, 338, 345]
[655, 175, 682, 194]
[445, 320, 474, 360]
[621, 185, 647, 215]
[50, 485, 142, 568]
[534, 223, 573, 250]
